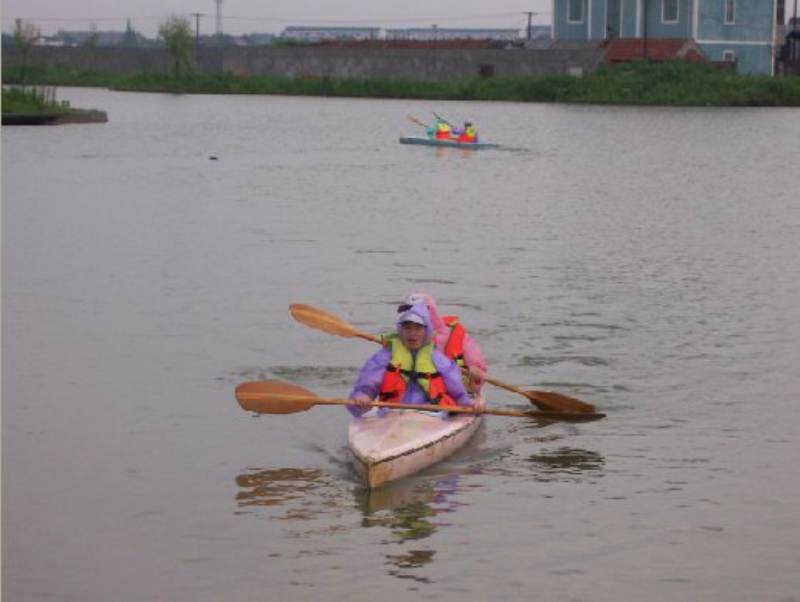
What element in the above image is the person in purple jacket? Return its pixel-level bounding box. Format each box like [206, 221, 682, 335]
[348, 302, 476, 419]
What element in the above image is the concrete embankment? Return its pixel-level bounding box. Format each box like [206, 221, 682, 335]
[2, 45, 604, 81]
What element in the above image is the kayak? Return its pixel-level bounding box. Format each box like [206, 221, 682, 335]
[348, 401, 483, 488]
[399, 136, 499, 150]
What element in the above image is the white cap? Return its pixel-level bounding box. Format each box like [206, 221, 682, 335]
[399, 312, 425, 326]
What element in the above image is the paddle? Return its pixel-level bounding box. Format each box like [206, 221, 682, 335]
[407, 114, 430, 129]
[433, 111, 455, 127]
[236, 380, 605, 421]
[288, 303, 597, 414]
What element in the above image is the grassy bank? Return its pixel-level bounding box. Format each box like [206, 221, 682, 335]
[2, 85, 70, 114]
[4, 62, 800, 106]
[2, 85, 108, 124]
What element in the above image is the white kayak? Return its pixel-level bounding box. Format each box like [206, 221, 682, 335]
[348, 404, 483, 489]
[398, 136, 499, 150]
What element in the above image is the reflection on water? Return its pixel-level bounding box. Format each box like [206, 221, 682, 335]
[525, 447, 605, 482]
[355, 474, 470, 580]
[220, 365, 360, 388]
[234, 466, 472, 580]
[235, 467, 331, 514]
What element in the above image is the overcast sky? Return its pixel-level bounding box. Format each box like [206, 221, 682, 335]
[2, 0, 556, 37]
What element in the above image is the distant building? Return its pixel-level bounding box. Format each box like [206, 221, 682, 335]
[784, 18, 800, 73]
[552, 0, 786, 75]
[280, 26, 381, 42]
[385, 27, 521, 41]
[40, 36, 66, 47]
[241, 33, 276, 46]
[522, 25, 554, 40]
[52, 29, 126, 47]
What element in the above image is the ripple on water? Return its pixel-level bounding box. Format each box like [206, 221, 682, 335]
[518, 354, 613, 367]
[222, 365, 360, 388]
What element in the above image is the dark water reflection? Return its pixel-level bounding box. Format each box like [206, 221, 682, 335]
[233, 440, 606, 580]
[525, 447, 605, 482]
[234, 465, 474, 580]
[235, 467, 329, 511]
[359, 476, 468, 581]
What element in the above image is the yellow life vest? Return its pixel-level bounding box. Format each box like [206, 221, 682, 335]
[379, 336, 456, 406]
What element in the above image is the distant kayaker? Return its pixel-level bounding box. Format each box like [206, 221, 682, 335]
[431, 118, 452, 140]
[398, 292, 487, 393]
[348, 302, 476, 418]
[453, 121, 478, 143]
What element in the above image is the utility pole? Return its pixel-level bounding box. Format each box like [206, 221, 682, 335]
[525, 11, 534, 40]
[215, 0, 223, 37]
[643, 0, 649, 58]
[190, 12, 204, 46]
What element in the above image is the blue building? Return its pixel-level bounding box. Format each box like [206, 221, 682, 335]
[552, 0, 787, 75]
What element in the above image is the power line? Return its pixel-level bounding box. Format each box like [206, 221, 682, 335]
[3, 11, 551, 26]
[223, 12, 550, 24]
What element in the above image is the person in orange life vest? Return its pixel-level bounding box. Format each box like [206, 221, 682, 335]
[434, 118, 453, 139]
[399, 292, 487, 394]
[347, 302, 473, 419]
[453, 121, 478, 143]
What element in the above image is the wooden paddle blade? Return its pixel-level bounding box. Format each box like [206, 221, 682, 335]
[290, 303, 383, 344]
[290, 303, 360, 338]
[482, 375, 596, 413]
[536, 411, 606, 422]
[235, 380, 317, 414]
[524, 390, 595, 414]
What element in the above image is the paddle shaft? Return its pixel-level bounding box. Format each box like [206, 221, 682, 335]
[433, 111, 454, 127]
[312, 397, 602, 420]
[317, 397, 605, 421]
[407, 115, 430, 129]
[237, 386, 604, 421]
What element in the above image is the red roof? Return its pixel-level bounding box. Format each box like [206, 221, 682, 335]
[604, 38, 704, 63]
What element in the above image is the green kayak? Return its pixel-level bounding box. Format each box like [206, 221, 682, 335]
[399, 136, 499, 150]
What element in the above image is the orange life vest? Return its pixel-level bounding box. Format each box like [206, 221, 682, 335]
[442, 315, 466, 367]
[435, 123, 452, 139]
[457, 125, 477, 143]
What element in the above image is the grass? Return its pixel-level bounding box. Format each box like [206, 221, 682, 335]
[2, 85, 70, 114]
[3, 61, 800, 106]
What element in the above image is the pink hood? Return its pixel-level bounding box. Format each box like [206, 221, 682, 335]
[404, 292, 487, 375]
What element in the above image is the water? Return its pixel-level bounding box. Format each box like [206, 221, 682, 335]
[3, 87, 800, 601]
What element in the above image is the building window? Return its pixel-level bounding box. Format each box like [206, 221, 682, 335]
[568, 0, 584, 23]
[722, 50, 736, 62]
[661, 0, 679, 23]
[724, 0, 735, 24]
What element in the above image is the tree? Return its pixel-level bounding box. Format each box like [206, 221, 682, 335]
[84, 23, 99, 48]
[122, 19, 140, 48]
[159, 16, 194, 77]
[13, 18, 39, 80]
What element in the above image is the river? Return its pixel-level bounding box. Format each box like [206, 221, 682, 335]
[3, 87, 800, 601]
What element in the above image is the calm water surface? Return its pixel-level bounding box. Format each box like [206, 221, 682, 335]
[3, 88, 800, 601]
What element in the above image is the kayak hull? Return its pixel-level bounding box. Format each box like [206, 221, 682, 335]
[399, 136, 499, 150]
[348, 407, 482, 489]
